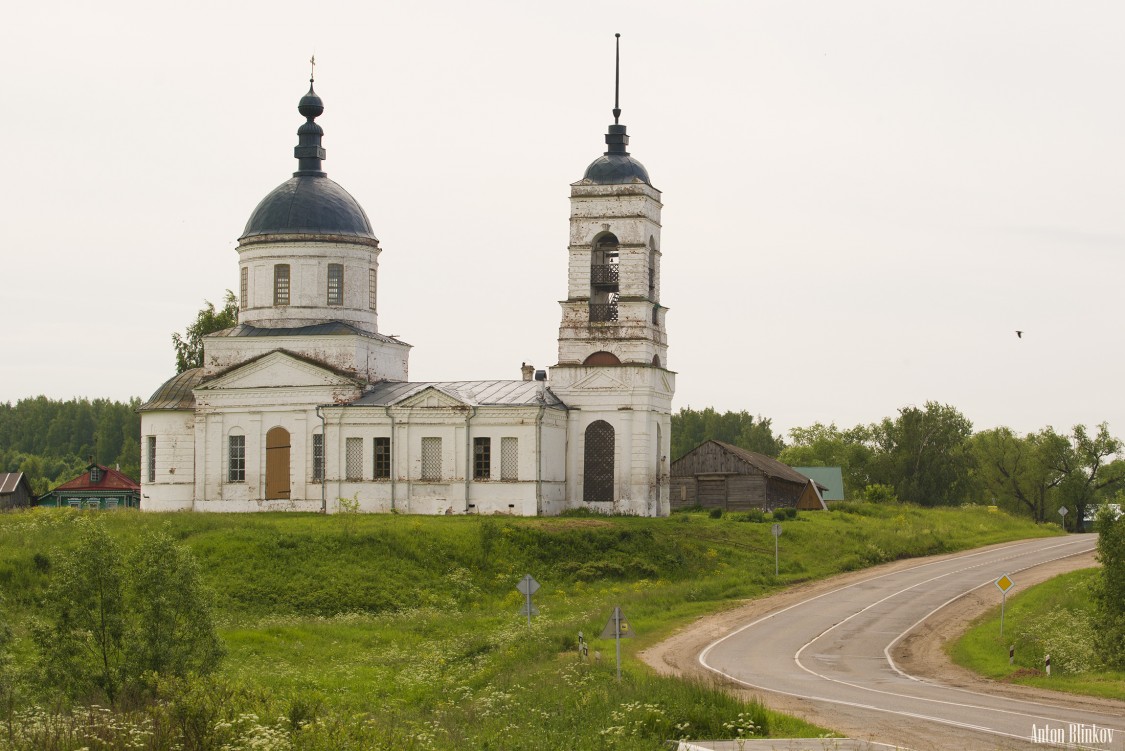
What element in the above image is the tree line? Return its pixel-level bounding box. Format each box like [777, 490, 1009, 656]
[673, 403, 1124, 528]
[0, 397, 141, 494]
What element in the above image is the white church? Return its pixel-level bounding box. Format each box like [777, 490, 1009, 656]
[139, 60, 675, 516]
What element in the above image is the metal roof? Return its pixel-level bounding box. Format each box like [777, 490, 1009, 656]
[0, 473, 28, 495]
[138, 367, 203, 411]
[209, 321, 406, 346]
[582, 153, 651, 185]
[352, 380, 566, 409]
[794, 466, 845, 501]
[52, 464, 140, 492]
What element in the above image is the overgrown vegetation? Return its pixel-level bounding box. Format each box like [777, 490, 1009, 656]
[0, 504, 1058, 749]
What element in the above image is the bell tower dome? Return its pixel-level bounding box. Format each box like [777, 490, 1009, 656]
[550, 35, 675, 516]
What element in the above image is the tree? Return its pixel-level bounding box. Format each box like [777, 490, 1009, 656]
[671, 407, 783, 460]
[1054, 423, 1124, 532]
[1093, 501, 1125, 669]
[36, 523, 127, 703]
[872, 402, 975, 506]
[779, 422, 875, 498]
[970, 427, 1069, 522]
[36, 526, 224, 704]
[127, 532, 224, 681]
[172, 291, 239, 373]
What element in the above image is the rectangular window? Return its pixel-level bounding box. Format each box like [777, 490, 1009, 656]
[312, 433, 324, 482]
[373, 437, 391, 479]
[420, 437, 442, 481]
[240, 267, 248, 310]
[274, 264, 290, 305]
[328, 263, 344, 306]
[146, 436, 156, 483]
[473, 437, 491, 480]
[369, 268, 377, 310]
[228, 435, 245, 482]
[346, 437, 363, 480]
[501, 437, 518, 481]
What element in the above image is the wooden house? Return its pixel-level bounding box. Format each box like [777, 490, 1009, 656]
[671, 441, 827, 512]
[0, 473, 34, 509]
[37, 463, 140, 510]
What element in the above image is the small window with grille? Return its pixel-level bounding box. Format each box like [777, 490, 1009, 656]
[90, 466, 102, 484]
[369, 268, 377, 310]
[328, 263, 344, 306]
[274, 264, 290, 305]
[500, 437, 518, 481]
[346, 437, 363, 480]
[421, 437, 442, 481]
[146, 436, 156, 483]
[240, 267, 248, 310]
[228, 435, 245, 482]
[473, 437, 491, 480]
[312, 433, 324, 482]
[373, 437, 391, 479]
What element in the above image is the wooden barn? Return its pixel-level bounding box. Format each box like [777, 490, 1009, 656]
[0, 473, 34, 509]
[671, 440, 827, 512]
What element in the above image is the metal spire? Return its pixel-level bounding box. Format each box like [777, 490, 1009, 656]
[604, 34, 629, 156]
[294, 64, 327, 177]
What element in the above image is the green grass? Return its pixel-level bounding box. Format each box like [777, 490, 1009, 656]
[0, 503, 1061, 750]
[949, 567, 1125, 701]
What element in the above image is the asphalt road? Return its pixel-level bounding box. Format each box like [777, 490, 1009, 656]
[697, 536, 1124, 751]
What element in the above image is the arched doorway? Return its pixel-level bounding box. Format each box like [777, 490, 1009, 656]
[583, 420, 615, 503]
[266, 427, 291, 500]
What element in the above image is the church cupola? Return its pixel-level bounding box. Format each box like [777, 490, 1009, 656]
[581, 34, 652, 187]
[234, 66, 388, 335]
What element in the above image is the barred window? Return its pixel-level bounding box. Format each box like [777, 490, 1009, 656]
[346, 437, 363, 480]
[274, 264, 290, 305]
[312, 433, 324, 482]
[146, 436, 156, 483]
[369, 268, 377, 310]
[373, 437, 391, 479]
[328, 263, 344, 306]
[240, 267, 248, 310]
[421, 437, 442, 481]
[473, 437, 491, 480]
[500, 437, 518, 481]
[228, 435, 245, 482]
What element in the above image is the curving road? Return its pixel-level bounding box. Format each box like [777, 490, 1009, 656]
[697, 536, 1125, 750]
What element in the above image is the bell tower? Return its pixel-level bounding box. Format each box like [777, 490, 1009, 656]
[550, 35, 675, 516]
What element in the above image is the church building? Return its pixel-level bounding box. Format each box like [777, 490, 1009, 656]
[139, 53, 676, 516]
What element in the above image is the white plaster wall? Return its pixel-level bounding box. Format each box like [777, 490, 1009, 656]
[237, 239, 381, 331]
[203, 332, 409, 383]
[139, 410, 196, 511]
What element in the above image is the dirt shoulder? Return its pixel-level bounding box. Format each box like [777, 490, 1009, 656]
[639, 541, 1121, 749]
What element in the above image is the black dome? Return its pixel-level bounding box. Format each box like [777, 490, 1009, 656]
[240, 175, 375, 240]
[582, 154, 651, 185]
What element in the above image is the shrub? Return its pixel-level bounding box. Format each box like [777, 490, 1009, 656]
[708, 508, 724, 519]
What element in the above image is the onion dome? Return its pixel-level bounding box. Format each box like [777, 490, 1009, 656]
[240, 79, 375, 241]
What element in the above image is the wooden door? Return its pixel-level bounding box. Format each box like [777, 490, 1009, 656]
[266, 427, 291, 500]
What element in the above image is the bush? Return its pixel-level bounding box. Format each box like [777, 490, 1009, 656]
[708, 508, 724, 519]
[734, 509, 767, 523]
[772, 509, 787, 521]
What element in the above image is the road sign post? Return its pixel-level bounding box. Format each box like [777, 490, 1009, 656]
[1058, 506, 1068, 531]
[995, 574, 1014, 635]
[516, 574, 540, 628]
[601, 606, 634, 681]
[772, 523, 782, 576]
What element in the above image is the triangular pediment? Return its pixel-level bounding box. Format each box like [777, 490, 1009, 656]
[569, 370, 630, 391]
[394, 386, 467, 409]
[198, 351, 357, 391]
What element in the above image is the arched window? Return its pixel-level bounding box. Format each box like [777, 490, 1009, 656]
[584, 351, 622, 366]
[583, 420, 615, 503]
[590, 233, 619, 323]
[651, 354, 661, 367]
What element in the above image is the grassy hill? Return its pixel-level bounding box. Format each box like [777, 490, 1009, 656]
[0, 504, 1060, 750]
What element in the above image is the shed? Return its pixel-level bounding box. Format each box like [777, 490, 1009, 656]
[0, 473, 34, 509]
[671, 441, 828, 512]
[37, 463, 141, 510]
[794, 466, 845, 501]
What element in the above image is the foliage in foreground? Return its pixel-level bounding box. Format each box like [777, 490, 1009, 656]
[0, 504, 1060, 749]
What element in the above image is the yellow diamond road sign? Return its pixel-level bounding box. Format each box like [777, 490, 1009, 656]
[996, 574, 1014, 593]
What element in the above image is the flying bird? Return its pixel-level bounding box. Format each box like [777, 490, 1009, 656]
[1015, 330, 1023, 339]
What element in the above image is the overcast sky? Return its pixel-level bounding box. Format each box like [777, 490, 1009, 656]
[2, 1, 1123, 439]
